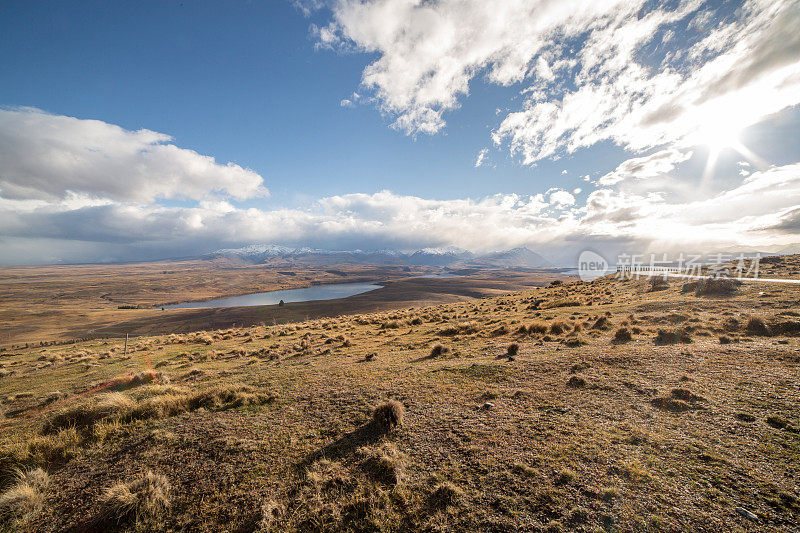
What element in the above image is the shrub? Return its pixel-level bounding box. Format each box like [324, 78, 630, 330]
[549, 321, 571, 335]
[100, 470, 170, 524]
[507, 343, 519, 356]
[544, 299, 581, 309]
[373, 400, 404, 431]
[592, 316, 611, 330]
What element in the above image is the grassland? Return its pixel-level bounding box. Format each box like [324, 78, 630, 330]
[0, 256, 799, 531]
[0, 259, 563, 348]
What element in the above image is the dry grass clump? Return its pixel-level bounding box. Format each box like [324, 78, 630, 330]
[654, 328, 692, 345]
[506, 343, 519, 356]
[438, 321, 478, 336]
[358, 442, 406, 485]
[429, 343, 450, 357]
[100, 470, 169, 525]
[43, 392, 136, 434]
[43, 384, 272, 434]
[566, 376, 587, 388]
[745, 316, 771, 336]
[428, 482, 464, 508]
[562, 335, 587, 347]
[549, 321, 571, 335]
[544, 299, 581, 309]
[613, 327, 632, 343]
[649, 276, 670, 291]
[651, 389, 705, 413]
[592, 316, 611, 330]
[524, 321, 549, 335]
[692, 277, 742, 296]
[373, 400, 404, 431]
[0, 467, 50, 526]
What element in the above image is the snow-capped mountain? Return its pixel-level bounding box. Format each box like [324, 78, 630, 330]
[207, 245, 551, 268]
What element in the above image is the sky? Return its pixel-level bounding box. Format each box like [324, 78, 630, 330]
[1, 0, 799, 265]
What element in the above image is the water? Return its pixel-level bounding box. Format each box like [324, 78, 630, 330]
[159, 281, 382, 309]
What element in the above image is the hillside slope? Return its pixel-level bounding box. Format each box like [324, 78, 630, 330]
[1, 256, 799, 532]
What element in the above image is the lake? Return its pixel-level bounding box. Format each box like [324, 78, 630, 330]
[159, 281, 382, 309]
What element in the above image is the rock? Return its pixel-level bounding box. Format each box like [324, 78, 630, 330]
[481, 402, 495, 410]
[735, 506, 758, 521]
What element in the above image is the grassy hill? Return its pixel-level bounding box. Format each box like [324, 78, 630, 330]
[1, 256, 799, 532]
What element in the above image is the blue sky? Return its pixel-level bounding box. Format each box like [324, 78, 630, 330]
[0, 0, 602, 205]
[1, 0, 799, 264]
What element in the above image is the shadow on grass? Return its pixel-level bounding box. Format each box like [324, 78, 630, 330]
[298, 420, 386, 470]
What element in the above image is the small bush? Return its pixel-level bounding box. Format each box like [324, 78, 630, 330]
[507, 343, 519, 356]
[373, 400, 404, 431]
[562, 335, 586, 347]
[549, 321, 571, 335]
[526, 321, 549, 334]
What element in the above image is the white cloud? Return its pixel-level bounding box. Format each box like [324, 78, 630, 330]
[3, 163, 800, 264]
[316, 0, 800, 164]
[598, 148, 693, 185]
[474, 148, 489, 168]
[0, 108, 267, 202]
[548, 189, 575, 207]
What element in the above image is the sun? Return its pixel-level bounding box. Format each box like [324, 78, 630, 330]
[694, 111, 744, 153]
[698, 120, 741, 152]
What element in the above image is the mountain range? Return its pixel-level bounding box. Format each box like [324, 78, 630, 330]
[207, 245, 553, 269]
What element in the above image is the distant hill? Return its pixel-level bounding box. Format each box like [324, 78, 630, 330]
[462, 247, 551, 268]
[206, 245, 551, 269]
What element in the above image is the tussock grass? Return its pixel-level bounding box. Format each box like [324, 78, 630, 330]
[100, 470, 169, 525]
[0, 468, 50, 521]
[745, 316, 771, 336]
[613, 327, 632, 343]
[358, 443, 406, 485]
[549, 321, 571, 335]
[429, 343, 450, 357]
[43, 384, 273, 434]
[654, 328, 692, 345]
[373, 400, 404, 431]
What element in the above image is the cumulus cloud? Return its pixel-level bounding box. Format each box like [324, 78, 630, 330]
[3, 163, 800, 264]
[315, 0, 800, 163]
[0, 108, 267, 202]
